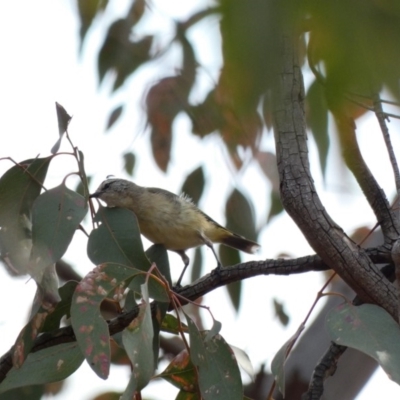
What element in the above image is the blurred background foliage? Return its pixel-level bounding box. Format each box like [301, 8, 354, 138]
[78, 0, 400, 200]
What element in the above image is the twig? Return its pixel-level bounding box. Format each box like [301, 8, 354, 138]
[334, 109, 400, 247]
[347, 92, 400, 107]
[373, 92, 400, 194]
[302, 342, 347, 400]
[343, 94, 400, 120]
[391, 240, 400, 323]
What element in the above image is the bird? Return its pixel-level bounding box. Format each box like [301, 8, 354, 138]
[89, 178, 260, 285]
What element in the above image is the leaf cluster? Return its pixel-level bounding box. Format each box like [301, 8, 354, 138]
[0, 111, 253, 399]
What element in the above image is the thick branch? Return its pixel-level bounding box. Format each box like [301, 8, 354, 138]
[272, 34, 398, 317]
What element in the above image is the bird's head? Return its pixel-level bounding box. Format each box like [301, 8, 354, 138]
[90, 178, 141, 208]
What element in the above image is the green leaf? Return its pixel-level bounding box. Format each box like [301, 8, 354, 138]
[112, 35, 153, 90]
[190, 247, 203, 282]
[128, 245, 170, 371]
[271, 324, 305, 397]
[219, 245, 242, 311]
[181, 166, 205, 205]
[87, 206, 149, 270]
[107, 105, 124, 131]
[262, 90, 273, 131]
[127, 0, 146, 25]
[186, 314, 206, 364]
[0, 385, 44, 400]
[12, 283, 57, 368]
[273, 298, 289, 327]
[35, 263, 60, 306]
[226, 189, 257, 242]
[129, 274, 169, 303]
[77, 150, 91, 199]
[255, 151, 283, 220]
[71, 263, 141, 379]
[78, 0, 108, 45]
[256, 151, 279, 190]
[157, 349, 197, 391]
[175, 390, 201, 400]
[120, 283, 154, 397]
[0, 157, 52, 275]
[55, 102, 71, 136]
[129, 244, 171, 302]
[186, 314, 243, 400]
[51, 102, 72, 154]
[0, 342, 84, 394]
[29, 183, 87, 283]
[219, 0, 278, 111]
[326, 303, 400, 385]
[306, 80, 329, 176]
[42, 280, 78, 332]
[146, 244, 172, 286]
[160, 314, 188, 335]
[12, 265, 70, 368]
[204, 319, 222, 342]
[151, 301, 169, 370]
[123, 152, 136, 176]
[230, 345, 255, 381]
[98, 15, 153, 90]
[123, 288, 138, 312]
[76, 175, 92, 198]
[98, 19, 129, 83]
[189, 89, 223, 137]
[267, 191, 284, 222]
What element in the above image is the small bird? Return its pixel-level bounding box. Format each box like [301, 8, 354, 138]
[90, 178, 260, 285]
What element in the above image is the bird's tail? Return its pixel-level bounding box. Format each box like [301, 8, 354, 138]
[202, 214, 260, 254]
[220, 232, 260, 254]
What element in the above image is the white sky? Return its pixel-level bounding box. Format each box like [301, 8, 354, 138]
[1, 1, 400, 399]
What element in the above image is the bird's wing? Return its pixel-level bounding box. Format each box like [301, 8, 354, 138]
[147, 187, 181, 203]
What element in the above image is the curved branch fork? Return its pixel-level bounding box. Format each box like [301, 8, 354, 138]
[272, 34, 397, 319]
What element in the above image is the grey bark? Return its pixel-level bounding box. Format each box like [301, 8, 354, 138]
[272, 33, 397, 318]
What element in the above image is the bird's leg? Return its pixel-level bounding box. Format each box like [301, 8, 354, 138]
[201, 234, 222, 274]
[175, 250, 190, 287]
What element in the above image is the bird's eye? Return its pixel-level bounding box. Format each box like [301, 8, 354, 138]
[103, 183, 110, 191]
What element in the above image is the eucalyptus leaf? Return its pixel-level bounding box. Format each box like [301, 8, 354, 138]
[71, 263, 141, 379]
[29, 183, 87, 283]
[0, 343, 84, 394]
[326, 303, 400, 385]
[87, 206, 149, 270]
[186, 314, 243, 400]
[0, 157, 52, 275]
[121, 283, 154, 397]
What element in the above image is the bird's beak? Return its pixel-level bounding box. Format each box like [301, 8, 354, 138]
[89, 191, 101, 199]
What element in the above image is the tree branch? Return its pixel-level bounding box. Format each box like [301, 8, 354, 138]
[334, 110, 400, 247]
[302, 342, 347, 400]
[373, 93, 400, 194]
[272, 33, 398, 317]
[0, 248, 392, 383]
